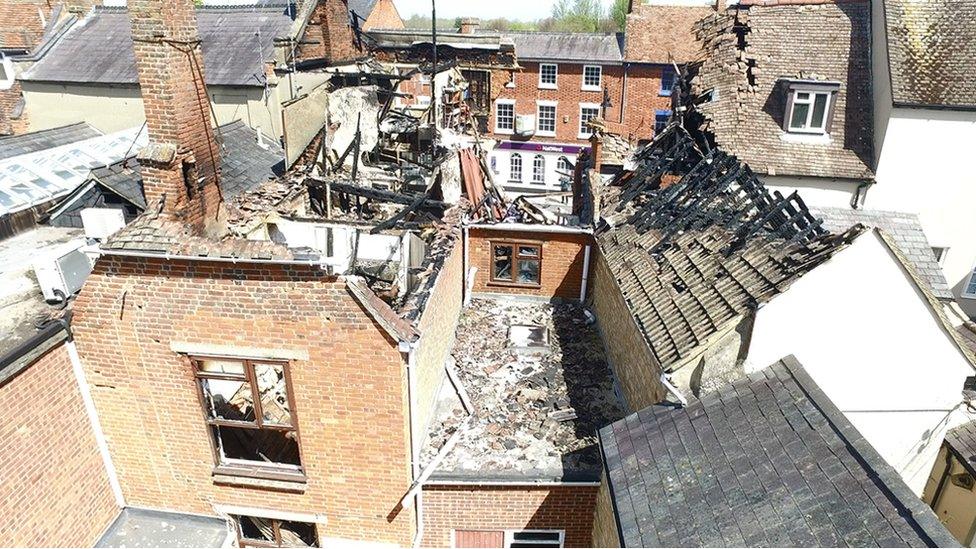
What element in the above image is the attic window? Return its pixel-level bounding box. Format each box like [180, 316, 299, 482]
[0, 54, 13, 91]
[782, 80, 840, 135]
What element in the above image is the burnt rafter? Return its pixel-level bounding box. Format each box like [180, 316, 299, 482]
[613, 126, 827, 255]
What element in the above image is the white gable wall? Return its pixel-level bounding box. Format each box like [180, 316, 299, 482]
[744, 231, 974, 494]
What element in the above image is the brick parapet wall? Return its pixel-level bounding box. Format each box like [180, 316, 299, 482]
[0, 340, 119, 547]
[590, 248, 666, 411]
[72, 256, 415, 545]
[296, 0, 362, 64]
[468, 228, 591, 301]
[421, 484, 599, 548]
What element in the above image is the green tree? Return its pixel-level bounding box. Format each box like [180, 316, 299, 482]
[549, 0, 604, 32]
[609, 0, 630, 31]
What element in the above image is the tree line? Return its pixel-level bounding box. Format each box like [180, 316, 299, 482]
[403, 0, 631, 33]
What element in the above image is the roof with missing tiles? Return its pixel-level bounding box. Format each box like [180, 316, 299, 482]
[597, 127, 858, 370]
[685, 2, 874, 180]
[0, 122, 102, 161]
[882, 0, 976, 109]
[21, 5, 295, 87]
[599, 356, 959, 548]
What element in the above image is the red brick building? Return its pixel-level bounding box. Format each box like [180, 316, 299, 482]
[482, 3, 718, 195]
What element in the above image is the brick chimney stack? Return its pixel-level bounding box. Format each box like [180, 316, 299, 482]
[128, 0, 222, 232]
[459, 17, 480, 34]
[298, 0, 361, 64]
[716, 0, 726, 11]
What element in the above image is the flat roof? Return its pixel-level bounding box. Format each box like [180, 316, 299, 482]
[96, 507, 229, 548]
[423, 296, 625, 482]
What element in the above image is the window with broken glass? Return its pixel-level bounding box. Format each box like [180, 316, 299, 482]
[491, 241, 542, 287]
[192, 357, 303, 480]
[234, 515, 319, 548]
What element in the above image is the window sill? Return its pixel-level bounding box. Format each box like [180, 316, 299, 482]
[538, 84, 558, 90]
[535, 132, 557, 138]
[658, 91, 672, 97]
[488, 280, 543, 290]
[581, 86, 602, 92]
[212, 465, 307, 492]
[780, 131, 831, 145]
[495, 128, 514, 135]
[961, 293, 976, 301]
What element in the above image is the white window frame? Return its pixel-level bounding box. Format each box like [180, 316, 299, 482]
[578, 103, 601, 139]
[539, 63, 558, 89]
[531, 155, 546, 185]
[0, 54, 14, 91]
[582, 65, 602, 91]
[963, 262, 976, 299]
[510, 153, 523, 182]
[495, 99, 516, 134]
[787, 90, 831, 134]
[932, 246, 949, 267]
[536, 100, 558, 137]
[504, 530, 565, 548]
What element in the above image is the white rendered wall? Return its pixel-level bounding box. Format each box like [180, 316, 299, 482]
[763, 174, 863, 209]
[866, 108, 976, 315]
[745, 232, 974, 494]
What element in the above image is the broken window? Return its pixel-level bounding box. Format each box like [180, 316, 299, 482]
[491, 241, 542, 287]
[234, 515, 319, 548]
[510, 153, 522, 182]
[532, 155, 545, 184]
[654, 109, 671, 135]
[193, 357, 303, 476]
[539, 63, 558, 88]
[505, 530, 564, 548]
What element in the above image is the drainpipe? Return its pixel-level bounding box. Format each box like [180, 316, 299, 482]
[399, 340, 423, 546]
[60, 319, 126, 508]
[620, 63, 628, 125]
[579, 244, 592, 302]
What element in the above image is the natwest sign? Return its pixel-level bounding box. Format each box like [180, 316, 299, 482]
[497, 141, 589, 155]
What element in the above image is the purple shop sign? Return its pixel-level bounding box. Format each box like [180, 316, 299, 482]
[497, 141, 589, 155]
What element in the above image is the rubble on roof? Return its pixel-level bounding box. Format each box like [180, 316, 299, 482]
[423, 297, 625, 481]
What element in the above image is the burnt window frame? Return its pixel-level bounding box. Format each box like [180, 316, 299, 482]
[190, 355, 305, 482]
[489, 239, 543, 288]
[781, 80, 840, 135]
[233, 514, 320, 548]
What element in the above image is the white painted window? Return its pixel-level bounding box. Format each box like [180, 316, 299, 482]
[788, 90, 831, 134]
[510, 153, 522, 182]
[582, 65, 602, 91]
[537, 102, 557, 136]
[0, 54, 14, 91]
[532, 155, 545, 184]
[557, 156, 572, 174]
[539, 63, 558, 89]
[932, 247, 949, 267]
[964, 266, 976, 298]
[495, 100, 515, 133]
[504, 530, 564, 548]
[579, 103, 600, 137]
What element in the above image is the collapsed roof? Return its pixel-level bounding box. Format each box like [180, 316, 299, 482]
[682, 2, 874, 180]
[597, 126, 860, 369]
[599, 356, 959, 548]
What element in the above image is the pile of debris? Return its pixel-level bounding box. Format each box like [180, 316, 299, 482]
[424, 297, 624, 480]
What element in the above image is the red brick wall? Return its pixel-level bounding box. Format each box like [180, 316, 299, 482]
[72, 257, 415, 546]
[0, 340, 119, 547]
[487, 62, 669, 144]
[421, 484, 598, 548]
[129, 0, 222, 229]
[0, 82, 28, 136]
[0, 0, 54, 51]
[468, 228, 592, 300]
[297, 0, 362, 64]
[362, 0, 403, 30]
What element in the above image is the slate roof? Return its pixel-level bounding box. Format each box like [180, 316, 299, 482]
[599, 356, 960, 548]
[21, 5, 296, 87]
[504, 31, 624, 64]
[0, 122, 102, 161]
[810, 207, 952, 300]
[946, 416, 976, 477]
[49, 120, 284, 222]
[882, 0, 976, 109]
[598, 126, 858, 370]
[686, 3, 874, 180]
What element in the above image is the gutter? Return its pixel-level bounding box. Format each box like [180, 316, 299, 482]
[97, 247, 330, 267]
[465, 222, 594, 235]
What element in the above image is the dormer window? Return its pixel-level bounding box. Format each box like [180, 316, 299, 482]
[782, 80, 840, 135]
[0, 54, 14, 91]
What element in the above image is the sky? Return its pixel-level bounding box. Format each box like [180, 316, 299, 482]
[392, 0, 617, 21]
